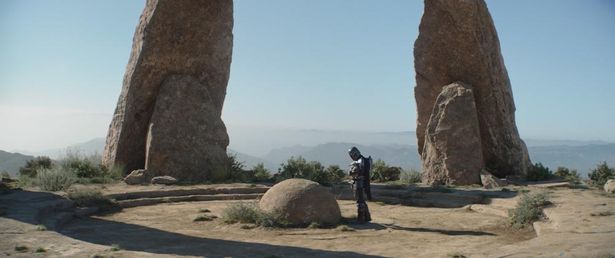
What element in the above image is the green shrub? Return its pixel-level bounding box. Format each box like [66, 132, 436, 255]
[553, 166, 581, 184]
[509, 191, 550, 229]
[253, 163, 272, 182]
[400, 169, 422, 184]
[227, 153, 256, 183]
[371, 159, 401, 182]
[193, 214, 217, 222]
[325, 165, 346, 184]
[19, 156, 52, 177]
[588, 161, 615, 186]
[221, 202, 290, 228]
[1, 171, 11, 179]
[60, 150, 105, 178]
[222, 202, 261, 224]
[37, 167, 77, 191]
[275, 156, 339, 186]
[14, 245, 28, 252]
[67, 186, 116, 211]
[526, 163, 553, 181]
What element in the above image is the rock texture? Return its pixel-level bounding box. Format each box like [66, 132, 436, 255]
[145, 75, 229, 181]
[124, 169, 149, 185]
[150, 176, 178, 185]
[102, 0, 233, 182]
[414, 0, 530, 179]
[421, 82, 483, 185]
[605, 179, 615, 193]
[480, 169, 507, 189]
[259, 179, 341, 226]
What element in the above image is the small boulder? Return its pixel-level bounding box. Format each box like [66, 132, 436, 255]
[124, 169, 149, 185]
[259, 179, 341, 227]
[605, 179, 615, 193]
[151, 176, 178, 185]
[480, 170, 507, 189]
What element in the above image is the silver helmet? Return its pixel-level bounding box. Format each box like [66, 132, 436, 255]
[348, 146, 361, 160]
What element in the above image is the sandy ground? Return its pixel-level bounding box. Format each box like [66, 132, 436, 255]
[1, 186, 614, 258]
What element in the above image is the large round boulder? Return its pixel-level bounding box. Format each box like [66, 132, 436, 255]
[605, 179, 615, 193]
[259, 179, 341, 226]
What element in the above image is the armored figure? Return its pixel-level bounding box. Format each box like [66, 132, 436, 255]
[348, 146, 372, 223]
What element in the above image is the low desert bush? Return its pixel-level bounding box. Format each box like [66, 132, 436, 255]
[275, 156, 343, 186]
[400, 169, 422, 184]
[526, 163, 553, 181]
[221, 202, 289, 228]
[553, 166, 581, 184]
[61, 151, 123, 183]
[588, 161, 615, 186]
[253, 163, 272, 182]
[193, 214, 217, 222]
[19, 156, 52, 177]
[221, 202, 261, 224]
[509, 191, 550, 229]
[1, 171, 11, 179]
[67, 186, 117, 211]
[37, 167, 78, 191]
[371, 159, 401, 182]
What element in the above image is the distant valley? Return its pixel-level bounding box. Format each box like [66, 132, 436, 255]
[1, 129, 614, 178]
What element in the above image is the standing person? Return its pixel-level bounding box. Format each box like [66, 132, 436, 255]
[348, 146, 372, 223]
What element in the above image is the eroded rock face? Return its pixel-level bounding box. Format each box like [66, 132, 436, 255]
[124, 169, 149, 185]
[421, 82, 483, 185]
[414, 0, 530, 178]
[259, 179, 341, 226]
[480, 169, 507, 189]
[102, 0, 233, 182]
[145, 75, 229, 181]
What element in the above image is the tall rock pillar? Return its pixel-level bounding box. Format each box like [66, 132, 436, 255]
[414, 0, 530, 180]
[103, 0, 233, 182]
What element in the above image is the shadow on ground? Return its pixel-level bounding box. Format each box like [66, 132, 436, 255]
[1, 190, 385, 258]
[341, 221, 496, 236]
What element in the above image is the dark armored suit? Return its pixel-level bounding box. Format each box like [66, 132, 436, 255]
[349, 156, 372, 223]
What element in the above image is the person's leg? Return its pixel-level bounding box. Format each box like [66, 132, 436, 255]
[356, 178, 368, 223]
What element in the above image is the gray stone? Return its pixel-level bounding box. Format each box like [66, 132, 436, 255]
[480, 169, 507, 189]
[414, 0, 530, 178]
[102, 0, 233, 182]
[421, 82, 483, 185]
[124, 169, 149, 185]
[259, 179, 341, 226]
[150, 176, 178, 185]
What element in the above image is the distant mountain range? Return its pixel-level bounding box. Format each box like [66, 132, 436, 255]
[2, 129, 614, 178]
[0, 150, 35, 177]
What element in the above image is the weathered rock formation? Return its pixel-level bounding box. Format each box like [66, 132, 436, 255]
[103, 0, 233, 182]
[259, 179, 341, 227]
[414, 0, 530, 181]
[421, 82, 483, 185]
[605, 179, 615, 194]
[480, 169, 507, 189]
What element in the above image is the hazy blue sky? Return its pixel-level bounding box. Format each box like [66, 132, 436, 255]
[1, 0, 614, 151]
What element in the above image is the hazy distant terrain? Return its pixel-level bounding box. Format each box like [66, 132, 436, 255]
[0, 150, 35, 177]
[1, 128, 614, 177]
